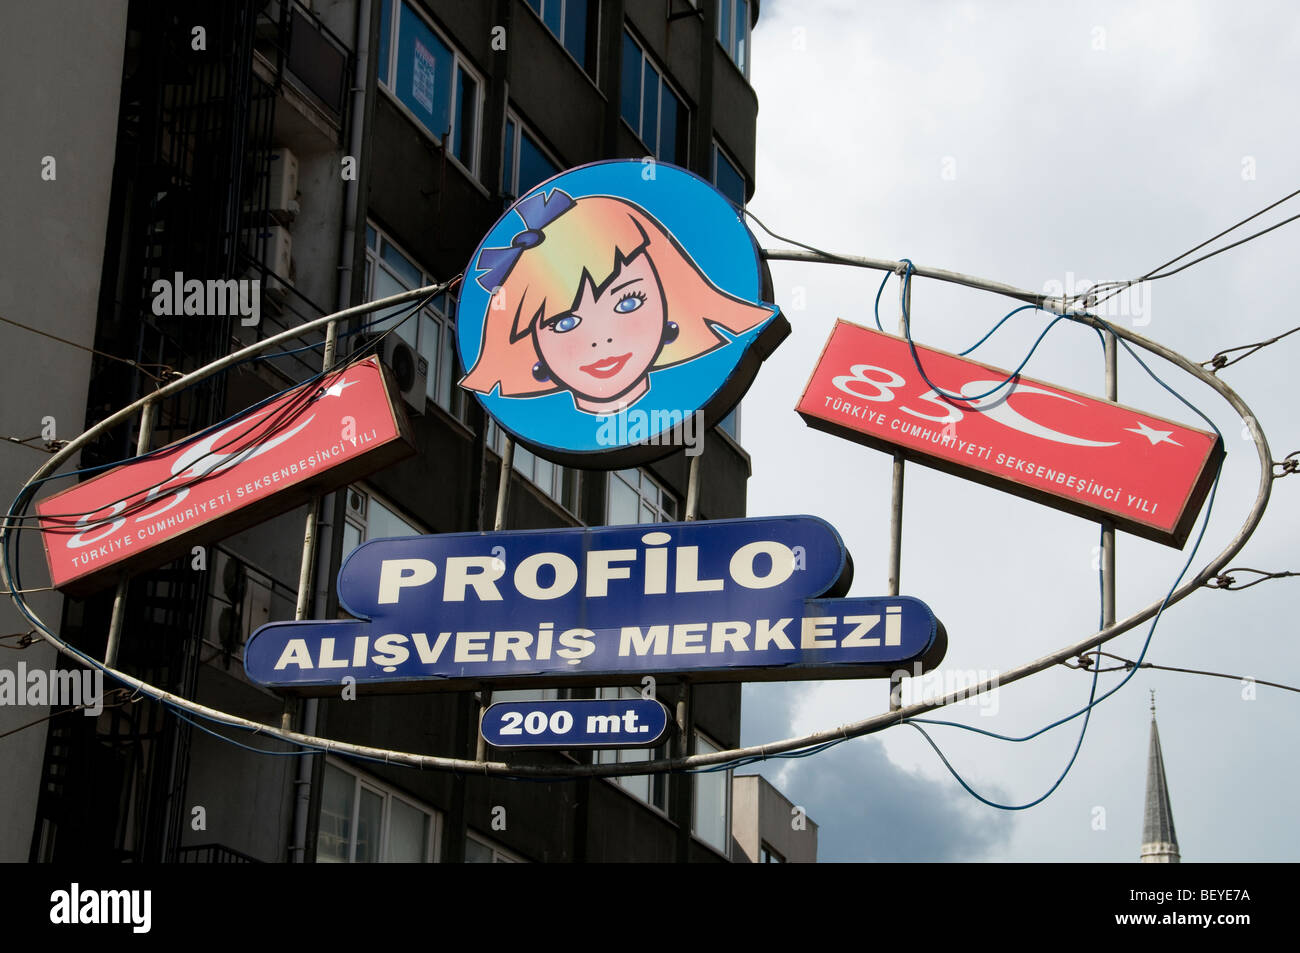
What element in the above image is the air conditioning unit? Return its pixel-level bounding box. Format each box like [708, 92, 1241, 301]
[259, 225, 293, 299]
[353, 333, 427, 414]
[267, 147, 300, 218]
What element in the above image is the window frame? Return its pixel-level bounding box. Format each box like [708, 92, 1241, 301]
[486, 419, 582, 516]
[501, 108, 564, 201]
[711, 138, 748, 208]
[620, 28, 691, 164]
[716, 0, 752, 79]
[692, 729, 732, 857]
[363, 221, 466, 422]
[377, 0, 487, 181]
[593, 685, 672, 815]
[606, 467, 677, 526]
[340, 483, 427, 566]
[521, 0, 600, 80]
[465, 829, 526, 863]
[717, 404, 741, 443]
[319, 756, 441, 863]
[202, 545, 298, 672]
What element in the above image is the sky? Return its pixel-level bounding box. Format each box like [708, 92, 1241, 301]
[736, 0, 1300, 862]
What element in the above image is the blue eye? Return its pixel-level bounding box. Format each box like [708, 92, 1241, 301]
[614, 293, 645, 313]
[553, 315, 580, 333]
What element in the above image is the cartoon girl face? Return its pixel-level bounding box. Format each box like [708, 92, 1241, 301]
[460, 189, 776, 418]
[533, 249, 667, 414]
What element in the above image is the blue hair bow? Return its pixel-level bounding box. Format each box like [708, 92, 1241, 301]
[475, 189, 577, 291]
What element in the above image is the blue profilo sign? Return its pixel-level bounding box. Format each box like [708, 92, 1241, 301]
[481, 698, 671, 750]
[243, 515, 947, 694]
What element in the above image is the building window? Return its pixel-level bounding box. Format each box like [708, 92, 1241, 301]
[489, 686, 561, 704]
[693, 731, 731, 855]
[717, 405, 740, 443]
[341, 485, 425, 563]
[486, 420, 581, 513]
[711, 140, 747, 208]
[524, 0, 596, 74]
[594, 685, 671, 812]
[503, 111, 562, 200]
[204, 547, 297, 669]
[620, 29, 689, 164]
[318, 759, 440, 862]
[363, 223, 465, 420]
[377, 0, 483, 176]
[607, 468, 677, 525]
[465, 831, 525, 863]
[760, 842, 786, 863]
[717, 0, 751, 78]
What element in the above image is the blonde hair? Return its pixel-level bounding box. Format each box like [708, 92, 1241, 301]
[461, 194, 773, 397]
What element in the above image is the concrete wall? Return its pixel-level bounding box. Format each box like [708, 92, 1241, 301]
[0, 0, 130, 862]
[732, 773, 818, 863]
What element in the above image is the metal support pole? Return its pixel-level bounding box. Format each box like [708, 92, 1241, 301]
[104, 398, 157, 669]
[494, 437, 514, 531]
[672, 683, 693, 863]
[1101, 332, 1118, 628]
[475, 436, 515, 760]
[888, 273, 910, 710]
[283, 319, 340, 732]
[684, 453, 702, 521]
[677, 451, 704, 857]
[287, 318, 341, 858]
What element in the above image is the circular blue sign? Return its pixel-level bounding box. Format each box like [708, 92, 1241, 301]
[457, 160, 786, 468]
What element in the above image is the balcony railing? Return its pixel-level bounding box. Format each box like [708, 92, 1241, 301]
[177, 843, 262, 863]
[255, 0, 351, 125]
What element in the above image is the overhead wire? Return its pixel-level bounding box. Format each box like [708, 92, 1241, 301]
[1202, 323, 1300, 372]
[0, 689, 134, 740]
[899, 339, 1109, 810]
[1068, 650, 1300, 694]
[1204, 567, 1298, 591]
[1064, 187, 1300, 312]
[0, 311, 174, 382]
[899, 317, 1225, 809]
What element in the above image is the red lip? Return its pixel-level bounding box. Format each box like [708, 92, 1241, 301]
[580, 353, 632, 379]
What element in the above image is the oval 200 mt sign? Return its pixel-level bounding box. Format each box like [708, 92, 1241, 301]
[481, 698, 670, 749]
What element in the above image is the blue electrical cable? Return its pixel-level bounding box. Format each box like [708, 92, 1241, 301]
[874, 260, 1110, 396]
[899, 316, 1224, 809]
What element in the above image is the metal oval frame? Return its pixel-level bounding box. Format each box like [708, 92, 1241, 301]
[2, 255, 1273, 779]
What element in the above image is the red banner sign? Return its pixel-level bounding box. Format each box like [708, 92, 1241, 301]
[797, 320, 1223, 547]
[38, 357, 415, 594]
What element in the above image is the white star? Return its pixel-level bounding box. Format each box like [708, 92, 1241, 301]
[321, 378, 359, 399]
[1125, 420, 1181, 447]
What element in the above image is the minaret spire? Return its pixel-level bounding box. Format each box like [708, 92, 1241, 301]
[1139, 692, 1180, 863]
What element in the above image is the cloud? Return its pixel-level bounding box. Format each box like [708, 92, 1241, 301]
[741, 682, 1016, 861]
[743, 0, 1300, 862]
[743, 736, 1016, 862]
